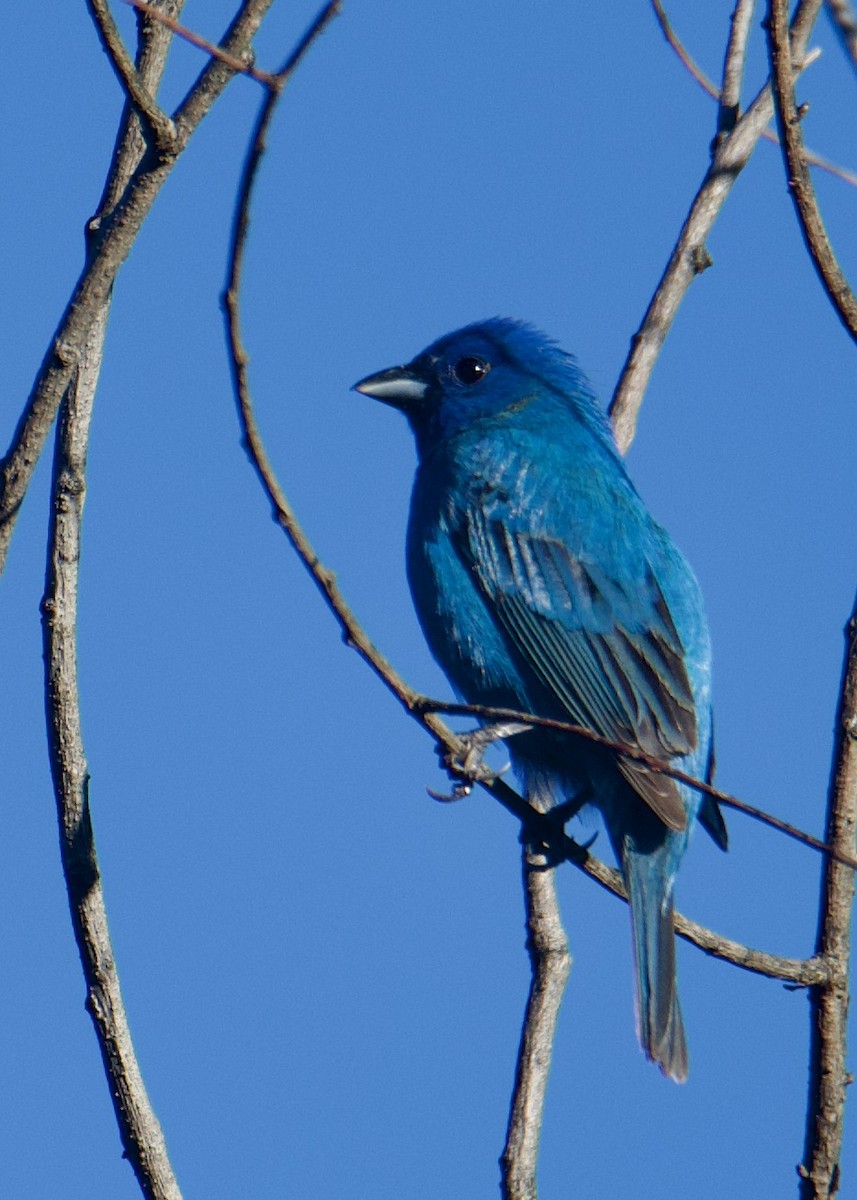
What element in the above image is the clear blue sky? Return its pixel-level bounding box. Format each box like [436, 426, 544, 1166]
[2, 3, 856, 1197]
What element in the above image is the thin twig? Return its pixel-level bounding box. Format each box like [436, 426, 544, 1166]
[611, 0, 825, 452]
[94, 1, 188, 222]
[800, 599, 857, 1198]
[420, 698, 857, 871]
[87, 0, 177, 145]
[651, 0, 718, 93]
[651, 0, 857, 186]
[581, 851, 829, 985]
[125, 0, 279, 86]
[0, 0, 275, 577]
[42, 320, 181, 1199]
[501, 844, 570, 1200]
[719, 0, 756, 135]
[826, 0, 857, 76]
[768, 0, 857, 344]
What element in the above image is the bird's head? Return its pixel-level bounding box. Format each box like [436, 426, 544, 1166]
[354, 318, 610, 457]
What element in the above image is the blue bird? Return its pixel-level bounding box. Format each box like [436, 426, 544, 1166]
[354, 319, 726, 1081]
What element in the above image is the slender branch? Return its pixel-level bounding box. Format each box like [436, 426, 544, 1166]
[611, 0, 825, 451]
[581, 850, 828, 985]
[718, 0, 756, 135]
[651, 0, 719, 93]
[94, 1, 188, 222]
[125, 0, 279, 86]
[826, 0, 857, 76]
[652, 0, 857, 187]
[87, 0, 177, 146]
[172, 0, 278, 133]
[768, 0, 857, 344]
[0, 0, 275, 577]
[42, 317, 181, 1199]
[420, 698, 857, 871]
[800, 599, 857, 1197]
[501, 847, 570, 1200]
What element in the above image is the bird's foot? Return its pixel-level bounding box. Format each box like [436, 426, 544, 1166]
[521, 788, 597, 867]
[428, 721, 531, 802]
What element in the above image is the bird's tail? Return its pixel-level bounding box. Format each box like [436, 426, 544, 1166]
[623, 842, 688, 1083]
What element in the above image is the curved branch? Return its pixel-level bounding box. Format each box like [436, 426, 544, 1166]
[87, 0, 177, 146]
[501, 851, 570, 1200]
[126, 0, 279, 86]
[579, 850, 828, 985]
[611, 0, 825, 451]
[768, 0, 857, 344]
[826, 0, 857, 76]
[800, 598, 857, 1197]
[0, 0, 275, 577]
[719, 0, 756, 135]
[420, 698, 857, 871]
[653, 0, 857, 189]
[42, 320, 181, 1199]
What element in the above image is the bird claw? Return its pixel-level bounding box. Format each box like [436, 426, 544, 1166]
[520, 801, 599, 867]
[429, 721, 531, 802]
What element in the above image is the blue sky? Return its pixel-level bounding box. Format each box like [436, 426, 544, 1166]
[2, 3, 856, 1197]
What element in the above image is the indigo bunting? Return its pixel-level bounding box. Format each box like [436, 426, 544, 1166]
[355, 319, 726, 1081]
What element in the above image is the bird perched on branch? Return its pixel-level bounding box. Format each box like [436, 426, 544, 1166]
[355, 318, 726, 1081]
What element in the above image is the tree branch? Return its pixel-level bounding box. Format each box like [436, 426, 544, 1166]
[718, 0, 756, 135]
[501, 847, 570, 1200]
[800, 598, 857, 1197]
[94, 0, 187, 222]
[126, 0, 279, 86]
[87, 0, 177, 147]
[826, 0, 857, 76]
[41, 316, 181, 1199]
[421, 698, 857, 871]
[768, 0, 857, 344]
[0, 0, 275, 577]
[653, 0, 857, 188]
[611, 0, 825, 451]
[172, 0, 279, 135]
[579, 848, 827, 984]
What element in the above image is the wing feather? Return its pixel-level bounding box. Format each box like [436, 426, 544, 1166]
[461, 507, 698, 830]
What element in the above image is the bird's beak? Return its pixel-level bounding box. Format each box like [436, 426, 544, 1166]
[352, 364, 429, 412]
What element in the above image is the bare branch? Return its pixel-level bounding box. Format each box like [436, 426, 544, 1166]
[125, 0, 279, 87]
[87, 0, 177, 146]
[800, 599, 857, 1197]
[581, 852, 829, 985]
[611, 0, 825, 451]
[421, 698, 857, 871]
[826, 0, 857, 75]
[501, 850, 570, 1200]
[718, 0, 756, 135]
[0, 0, 275, 577]
[95, 1, 188, 220]
[768, 0, 857, 344]
[42, 318, 181, 1200]
[172, 0, 279, 135]
[650, 0, 720, 95]
[652, 3, 857, 189]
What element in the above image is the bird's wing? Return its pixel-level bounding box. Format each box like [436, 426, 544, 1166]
[460, 507, 699, 832]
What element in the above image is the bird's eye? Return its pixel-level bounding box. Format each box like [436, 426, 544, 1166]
[451, 356, 490, 386]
